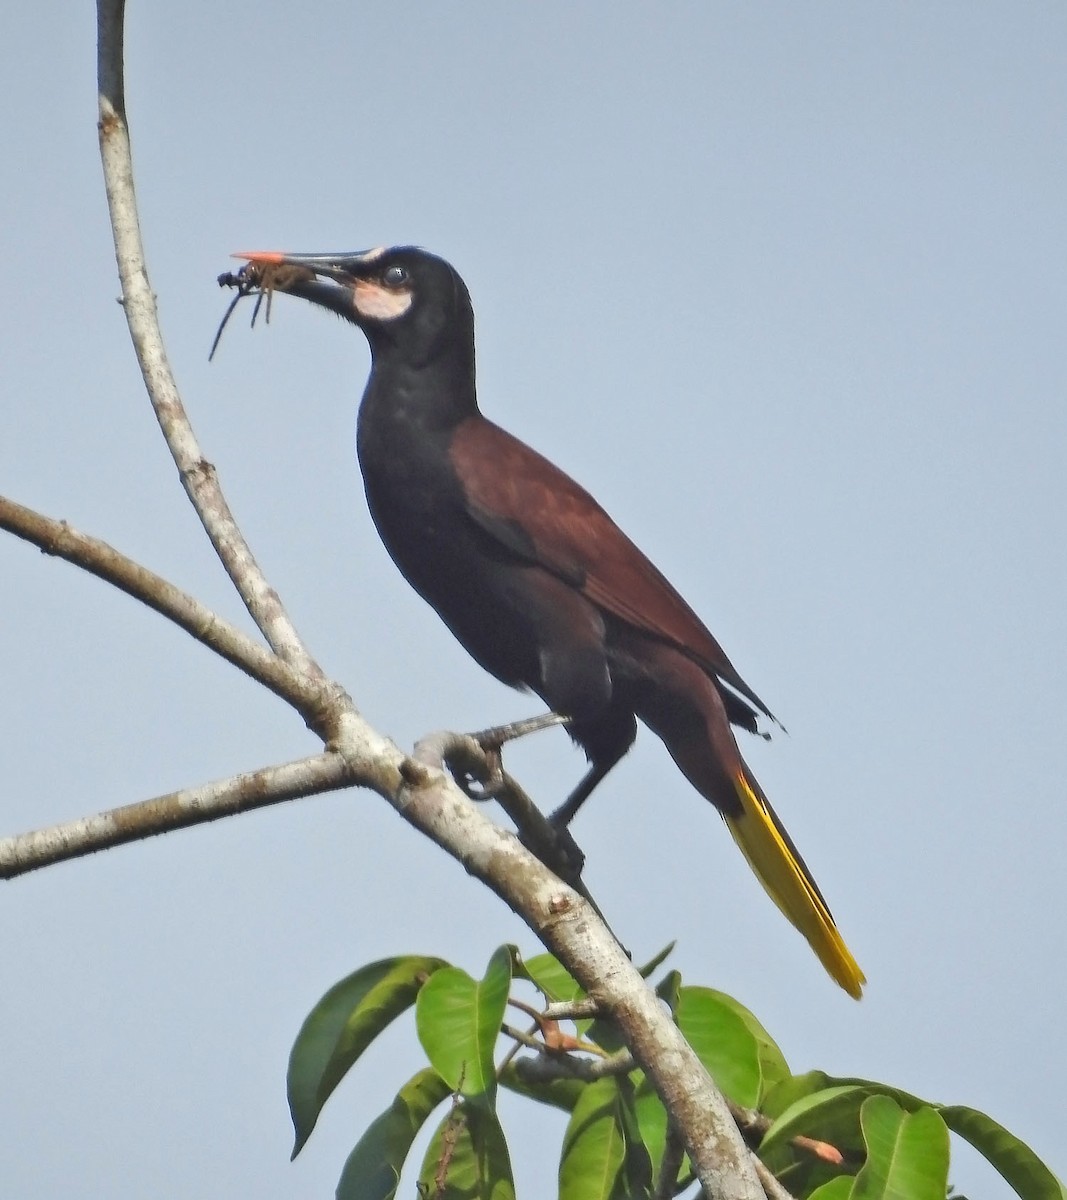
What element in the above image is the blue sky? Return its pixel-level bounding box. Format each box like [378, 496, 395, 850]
[2, 4, 1064, 1196]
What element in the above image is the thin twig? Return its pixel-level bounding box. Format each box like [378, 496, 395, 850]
[96, 0, 322, 678]
[655, 1125, 686, 1200]
[500, 1023, 555, 1054]
[751, 1158, 796, 1200]
[506, 996, 545, 1023]
[729, 1103, 845, 1167]
[505, 998, 600, 1054]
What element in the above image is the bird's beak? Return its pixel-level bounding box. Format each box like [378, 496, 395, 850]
[232, 250, 370, 322]
[233, 249, 370, 283]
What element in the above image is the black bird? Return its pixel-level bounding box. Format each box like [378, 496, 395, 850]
[228, 245, 864, 997]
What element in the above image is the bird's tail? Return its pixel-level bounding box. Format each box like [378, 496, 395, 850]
[724, 766, 865, 999]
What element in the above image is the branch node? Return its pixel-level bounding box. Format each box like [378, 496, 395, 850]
[399, 757, 433, 788]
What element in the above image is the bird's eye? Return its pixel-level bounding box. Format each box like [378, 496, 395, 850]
[382, 264, 409, 287]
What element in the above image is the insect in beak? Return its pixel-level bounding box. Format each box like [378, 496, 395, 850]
[209, 260, 316, 361]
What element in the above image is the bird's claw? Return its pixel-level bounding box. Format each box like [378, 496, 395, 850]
[454, 746, 506, 801]
[454, 712, 565, 800]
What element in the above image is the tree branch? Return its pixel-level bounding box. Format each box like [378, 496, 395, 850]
[752, 1159, 797, 1200]
[655, 1126, 687, 1200]
[0, 752, 358, 879]
[543, 997, 603, 1022]
[96, 0, 322, 678]
[514, 1048, 637, 1084]
[0, 495, 339, 726]
[407, 736, 764, 1199]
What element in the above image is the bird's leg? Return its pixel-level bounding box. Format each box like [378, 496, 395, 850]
[428, 732, 623, 948]
[447, 711, 591, 878]
[548, 759, 615, 828]
[535, 762, 615, 874]
[488, 766, 586, 884]
[543, 708, 636, 867]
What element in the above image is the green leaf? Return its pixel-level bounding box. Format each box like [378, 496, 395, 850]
[818, 1079, 1065, 1199]
[760, 1084, 869, 1156]
[521, 951, 605, 1040]
[416, 946, 511, 1103]
[694, 989, 790, 1098]
[584, 1016, 627, 1056]
[417, 1099, 516, 1200]
[828, 1077, 932, 1114]
[636, 941, 676, 978]
[631, 1077, 669, 1183]
[498, 1060, 584, 1112]
[288, 955, 447, 1156]
[335, 1068, 452, 1200]
[940, 1106, 1067, 1200]
[674, 986, 761, 1106]
[522, 952, 584, 1003]
[807, 1178, 855, 1200]
[654, 970, 681, 1013]
[852, 1096, 949, 1200]
[614, 1074, 655, 1200]
[502, 945, 528, 977]
[559, 1078, 626, 1200]
[761, 1070, 833, 1120]
[770, 1155, 844, 1199]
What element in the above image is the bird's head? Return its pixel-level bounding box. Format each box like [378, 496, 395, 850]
[231, 244, 474, 369]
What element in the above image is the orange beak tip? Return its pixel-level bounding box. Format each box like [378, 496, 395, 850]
[231, 250, 285, 264]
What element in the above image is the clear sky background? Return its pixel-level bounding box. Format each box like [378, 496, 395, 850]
[2, 4, 1064, 1197]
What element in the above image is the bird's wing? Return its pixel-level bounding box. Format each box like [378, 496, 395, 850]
[450, 416, 776, 725]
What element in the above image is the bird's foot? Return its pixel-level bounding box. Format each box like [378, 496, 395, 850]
[454, 711, 568, 801]
[525, 817, 586, 879]
[453, 746, 507, 802]
[447, 714, 587, 882]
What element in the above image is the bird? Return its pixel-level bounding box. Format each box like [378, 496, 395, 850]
[226, 244, 865, 998]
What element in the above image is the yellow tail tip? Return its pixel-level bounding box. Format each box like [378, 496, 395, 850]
[728, 771, 865, 999]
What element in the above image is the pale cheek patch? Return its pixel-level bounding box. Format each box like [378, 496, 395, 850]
[353, 280, 414, 321]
